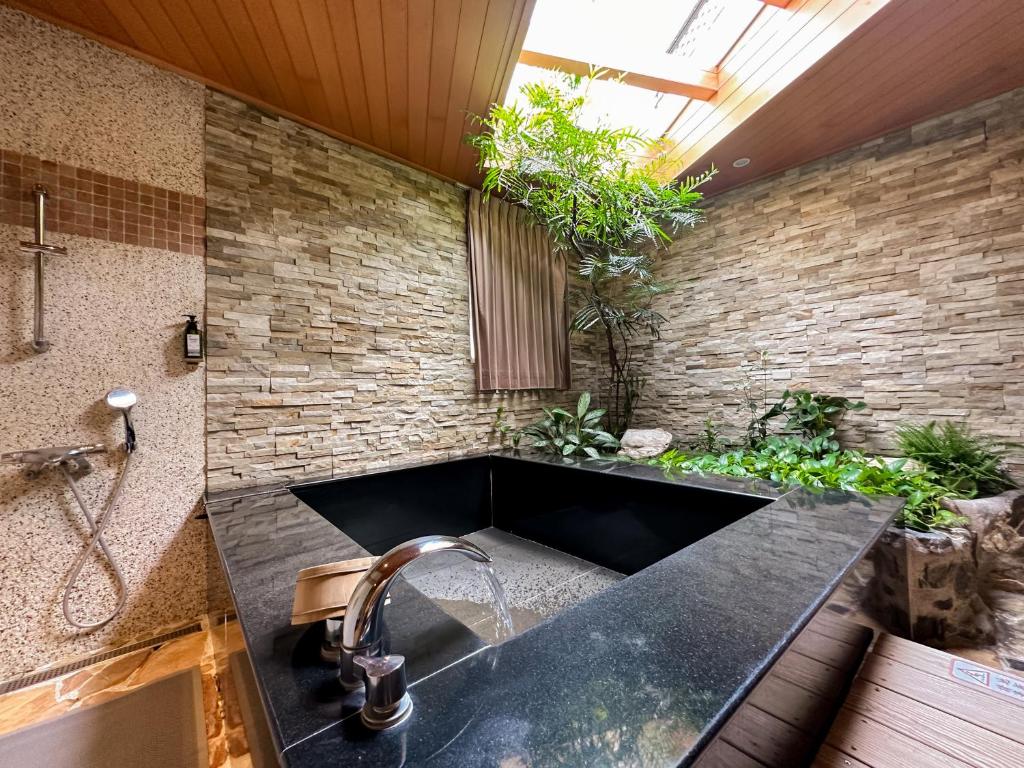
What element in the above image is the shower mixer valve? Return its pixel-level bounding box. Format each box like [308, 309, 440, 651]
[0, 387, 140, 629]
[0, 444, 107, 478]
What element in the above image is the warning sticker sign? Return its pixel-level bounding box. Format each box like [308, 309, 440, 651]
[950, 658, 1024, 703]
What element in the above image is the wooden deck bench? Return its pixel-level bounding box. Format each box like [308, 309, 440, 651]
[695, 612, 1024, 767]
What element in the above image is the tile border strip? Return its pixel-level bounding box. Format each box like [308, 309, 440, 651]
[0, 148, 204, 256]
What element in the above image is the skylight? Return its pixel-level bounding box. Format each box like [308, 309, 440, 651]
[507, 0, 763, 140]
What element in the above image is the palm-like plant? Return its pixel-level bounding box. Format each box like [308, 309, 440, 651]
[467, 73, 714, 435]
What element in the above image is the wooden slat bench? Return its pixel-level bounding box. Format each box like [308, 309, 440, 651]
[695, 611, 1024, 767]
[815, 634, 1024, 768]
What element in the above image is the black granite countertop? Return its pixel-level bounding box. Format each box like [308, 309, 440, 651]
[205, 451, 901, 767]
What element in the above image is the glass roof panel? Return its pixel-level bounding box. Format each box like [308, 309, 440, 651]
[509, 0, 765, 139]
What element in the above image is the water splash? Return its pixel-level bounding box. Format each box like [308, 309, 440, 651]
[475, 561, 514, 644]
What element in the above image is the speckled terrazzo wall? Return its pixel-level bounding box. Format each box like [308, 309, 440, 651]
[0, 7, 208, 679]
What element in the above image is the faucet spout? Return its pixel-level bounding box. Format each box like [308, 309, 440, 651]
[339, 535, 491, 727]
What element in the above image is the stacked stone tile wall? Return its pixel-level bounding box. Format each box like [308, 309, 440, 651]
[205, 92, 598, 491]
[632, 87, 1024, 470]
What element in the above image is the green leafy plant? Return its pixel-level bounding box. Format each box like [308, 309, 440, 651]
[493, 405, 521, 449]
[738, 350, 772, 449]
[690, 417, 725, 454]
[652, 437, 965, 532]
[760, 390, 866, 455]
[896, 421, 1018, 497]
[467, 73, 714, 436]
[518, 392, 620, 458]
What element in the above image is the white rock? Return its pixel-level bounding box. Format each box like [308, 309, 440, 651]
[618, 428, 673, 459]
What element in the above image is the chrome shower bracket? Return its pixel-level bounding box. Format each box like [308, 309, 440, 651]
[19, 185, 67, 353]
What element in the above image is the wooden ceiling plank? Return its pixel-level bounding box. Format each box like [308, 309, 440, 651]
[95, 0, 167, 59]
[425, 0, 462, 171]
[723, 0, 1024, 178]
[326, 0, 374, 144]
[69, 0, 131, 44]
[656, 0, 795, 143]
[239, 0, 312, 119]
[518, 49, 719, 100]
[454, 0, 522, 184]
[127, 0, 205, 76]
[181, 0, 261, 98]
[662, 0, 876, 175]
[214, 0, 289, 109]
[352, 0, 393, 152]
[156, 0, 233, 87]
[494, 0, 535, 104]
[297, 0, 355, 138]
[438, 0, 489, 176]
[381, 0, 411, 159]
[406, 0, 435, 166]
[784, 0, 1011, 142]
[692, 0, 1024, 195]
[270, 1, 334, 129]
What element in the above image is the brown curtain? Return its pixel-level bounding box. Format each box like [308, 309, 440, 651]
[467, 189, 570, 391]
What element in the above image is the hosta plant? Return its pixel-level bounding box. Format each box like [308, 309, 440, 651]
[518, 392, 619, 458]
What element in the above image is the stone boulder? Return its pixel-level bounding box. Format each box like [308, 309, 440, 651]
[943, 490, 1024, 667]
[868, 526, 995, 647]
[618, 429, 673, 459]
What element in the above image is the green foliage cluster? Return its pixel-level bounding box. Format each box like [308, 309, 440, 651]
[653, 437, 965, 532]
[467, 74, 714, 435]
[896, 421, 1017, 497]
[517, 392, 620, 458]
[757, 389, 866, 455]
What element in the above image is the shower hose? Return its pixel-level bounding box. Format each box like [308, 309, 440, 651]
[58, 449, 133, 630]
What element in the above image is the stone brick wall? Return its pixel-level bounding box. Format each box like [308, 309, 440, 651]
[205, 92, 597, 491]
[632, 87, 1024, 468]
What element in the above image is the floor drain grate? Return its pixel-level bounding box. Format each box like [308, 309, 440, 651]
[0, 622, 204, 696]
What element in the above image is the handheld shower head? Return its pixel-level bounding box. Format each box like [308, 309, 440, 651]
[105, 388, 138, 453]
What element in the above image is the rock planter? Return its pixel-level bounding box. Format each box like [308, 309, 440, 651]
[868, 525, 995, 647]
[618, 429, 672, 459]
[944, 490, 1024, 669]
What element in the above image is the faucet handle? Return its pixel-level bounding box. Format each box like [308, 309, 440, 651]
[353, 654, 412, 729]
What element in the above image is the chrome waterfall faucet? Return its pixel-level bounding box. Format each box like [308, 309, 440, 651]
[340, 535, 491, 729]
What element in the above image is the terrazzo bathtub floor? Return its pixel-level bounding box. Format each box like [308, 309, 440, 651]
[403, 527, 625, 643]
[0, 614, 260, 768]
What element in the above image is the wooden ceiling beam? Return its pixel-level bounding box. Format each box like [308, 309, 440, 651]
[518, 48, 719, 101]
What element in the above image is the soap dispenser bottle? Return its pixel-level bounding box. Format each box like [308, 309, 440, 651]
[183, 314, 203, 363]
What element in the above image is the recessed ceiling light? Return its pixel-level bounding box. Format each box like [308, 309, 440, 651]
[732, 157, 751, 168]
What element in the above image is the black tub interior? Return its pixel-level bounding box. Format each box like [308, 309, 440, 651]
[292, 455, 771, 576]
[292, 456, 774, 640]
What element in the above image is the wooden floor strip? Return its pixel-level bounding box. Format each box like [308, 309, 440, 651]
[842, 678, 1024, 768]
[747, 673, 837, 735]
[773, 648, 850, 699]
[811, 743, 872, 768]
[872, 633, 1024, 707]
[812, 633, 1024, 767]
[823, 708, 977, 768]
[857, 654, 1024, 742]
[692, 739, 768, 768]
[805, 614, 874, 647]
[792, 629, 865, 672]
[720, 703, 817, 767]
